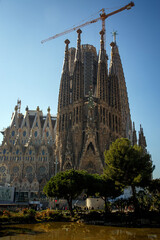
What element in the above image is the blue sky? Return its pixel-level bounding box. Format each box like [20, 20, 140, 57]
[0, 0, 159, 178]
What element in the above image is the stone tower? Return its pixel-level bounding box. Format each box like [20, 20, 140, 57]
[138, 124, 147, 152]
[132, 122, 137, 146]
[109, 37, 132, 141]
[56, 29, 132, 174]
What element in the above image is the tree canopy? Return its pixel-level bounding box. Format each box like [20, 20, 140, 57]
[96, 175, 122, 213]
[43, 138, 155, 215]
[104, 138, 154, 188]
[82, 173, 122, 213]
[149, 178, 160, 193]
[43, 169, 87, 216]
[104, 138, 155, 212]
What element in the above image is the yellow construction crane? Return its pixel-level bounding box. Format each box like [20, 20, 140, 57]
[41, 2, 134, 44]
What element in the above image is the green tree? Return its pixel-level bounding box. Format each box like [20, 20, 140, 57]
[149, 178, 160, 193]
[149, 178, 160, 211]
[136, 190, 152, 213]
[104, 138, 155, 213]
[84, 173, 101, 197]
[97, 175, 122, 214]
[84, 174, 121, 214]
[43, 169, 87, 216]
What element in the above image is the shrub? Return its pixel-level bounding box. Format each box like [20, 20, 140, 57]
[84, 210, 104, 221]
[27, 209, 36, 217]
[2, 210, 11, 217]
[35, 210, 66, 222]
[22, 208, 28, 215]
[137, 190, 152, 213]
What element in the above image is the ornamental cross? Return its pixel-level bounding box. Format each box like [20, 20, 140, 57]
[88, 86, 94, 109]
[112, 30, 118, 43]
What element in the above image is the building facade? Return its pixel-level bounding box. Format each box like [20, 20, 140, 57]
[0, 104, 56, 201]
[55, 29, 146, 174]
[0, 29, 146, 200]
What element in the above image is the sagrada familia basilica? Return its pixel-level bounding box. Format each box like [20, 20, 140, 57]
[0, 30, 147, 202]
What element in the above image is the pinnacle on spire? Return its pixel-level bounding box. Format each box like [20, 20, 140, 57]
[133, 121, 135, 130]
[132, 121, 137, 146]
[11, 105, 19, 128]
[64, 39, 70, 54]
[47, 106, 51, 113]
[25, 106, 29, 112]
[111, 30, 118, 43]
[77, 29, 82, 43]
[110, 31, 118, 53]
[138, 124, 147, 151]
[63, 39, 70, 72]
[15, 105, 18, 111]
[65, 39, 70, 45]
[109, 39, 120, 75]
[100, 30, 105, 51]
[98, 30, 107, 63]
[140, 124, 142, 132]
[75, 29, 82, 61]
[110, 41, 116, 48]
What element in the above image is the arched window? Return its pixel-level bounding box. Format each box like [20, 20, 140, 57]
[87, 142, 95, 154]
[23, 131, 26, 137]
[34, 131, 38, 137]
[16, 149, 19, 155]
[12, 131, 15, 137]
[65, 162, 72, 170]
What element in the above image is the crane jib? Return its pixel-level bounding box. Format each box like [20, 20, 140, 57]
[41, 1, 134, 44]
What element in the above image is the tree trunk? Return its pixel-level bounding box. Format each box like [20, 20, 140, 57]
[67, 198, 74, 217]
[131, 185, 139, 215]
[104, 197, 110, 215]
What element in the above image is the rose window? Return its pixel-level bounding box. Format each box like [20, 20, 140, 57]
[0, 166, 6, 173]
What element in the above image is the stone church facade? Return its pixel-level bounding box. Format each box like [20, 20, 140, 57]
[0, 105, 56, 201]
[0, 29, 147, 201]
[56, 29, 146, 174]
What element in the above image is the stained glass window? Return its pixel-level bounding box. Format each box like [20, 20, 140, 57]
[34, 131, 38, 137]
[12, 131, 15, 137]
[23, 131, 26, 137]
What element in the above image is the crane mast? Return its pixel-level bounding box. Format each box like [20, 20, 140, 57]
[41, 2, 134, 44]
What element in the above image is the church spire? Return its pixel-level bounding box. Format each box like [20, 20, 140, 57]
[58, 39, 70, 109]
[100, 30, 104, 50]
[75, 29, 82, 61]
[98, 30, 107, 63]
[109, 38, 132, 139]
[132, 122, 137, 146]
[63, 39, 70, 72]
[138, 124, 147, 152]
[72, 29, 84, 101]
[10, 104, 19, 129]
[97, 30, 108, 102]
